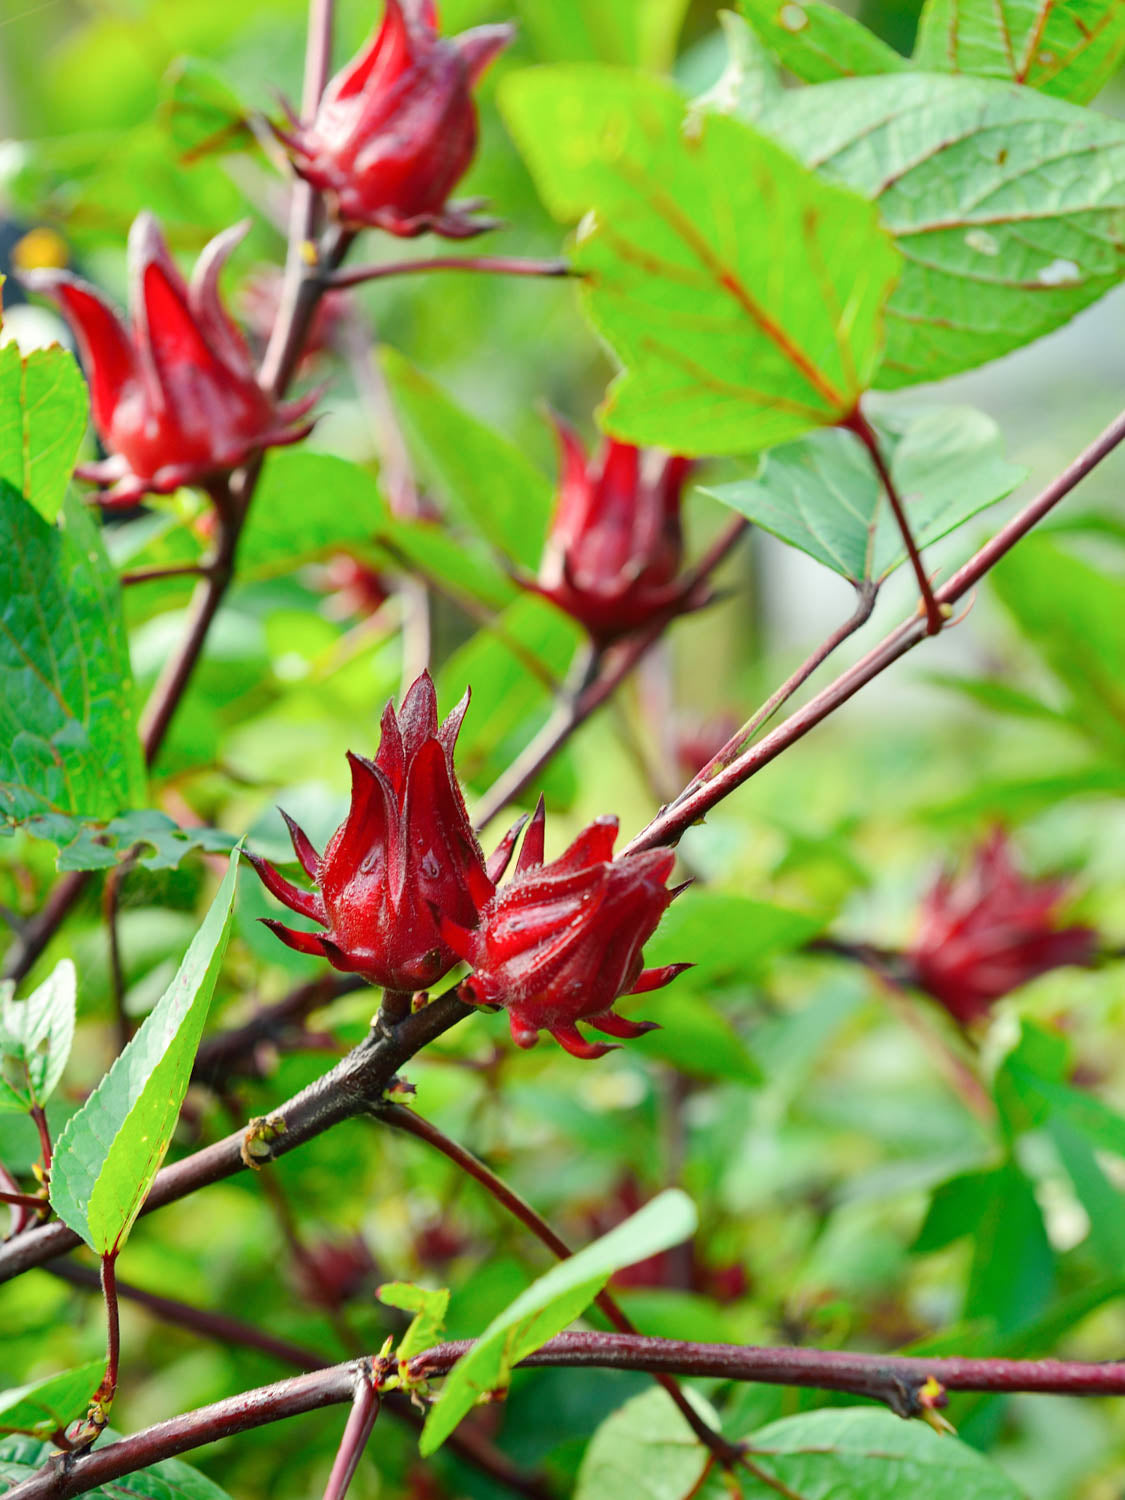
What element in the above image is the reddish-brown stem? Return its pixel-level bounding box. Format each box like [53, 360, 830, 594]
[671, 581, 878, 805]
[472, 517, 749, 831]
[14, 1333, 1125, 1498]
[0, 1188, 45, 1211]
[0, 987, 474, 1284]
[328, 255, 574, 289]
[28, 1105, 53, 1175]
[624, 399, 1125, 856]
[376, 989, 414, 1030]
[843, 409, 944, 636]
[322, 1366, 380, 1500]
[51, 1261, 553, 1500]
[119, 563, 211, 587]
[374, 1103, 742, 1466]
[91, 1251, 121, 1422]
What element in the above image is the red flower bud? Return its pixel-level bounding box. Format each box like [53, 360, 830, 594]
[534, 416, 696, 644]
[278, 0, 513, 238]
[674, 711, 740, 779]
[440, 800, 691, 1059]
[249, 672, 517, 993]
[293, 1234, 376, 1310]
[909, 830, 1098, 1026]
[21, 214, 316, 508]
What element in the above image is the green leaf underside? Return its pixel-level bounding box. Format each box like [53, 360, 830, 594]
[692, 11, 783, 125]
[0, 958, 76, 1113]
[49, 851, 239, 1254]
[0, 1363, 104, 1439]
[759, 72, 1125, 387]
[500, 66, 902, 454]
[914, 0, 1125, 102]
[239, 451, 389, 579]
[419, 1189, 699, 1455]
[704, 406, 1025, 583]
[378, 1282, 451, 1363]
[739, 0, 908, 82]
[740, 1407, 1024, 1495]
[0, 342, 88, 524]
[14, 808, 238, 873]
[381, 347, 554, 572]
[0, 1436, 233, 1499]
[0, 487, 145, 831]
[576, 1387, 722, 1500]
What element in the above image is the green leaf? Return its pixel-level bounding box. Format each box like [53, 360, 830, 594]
[500, 66, 902, 455]
[913, 0, 1125, 103]
[645, 892, 823, 986]
[989, 535, 1125, 758]
[159, 56, 254, 159]
[0, 959, 76, 1113]
[380, 349, 554, 571]
[741, 1406, 1025, 1496]
[704, 406, 1024, 583]
[692, 10, 783, 125]
[419, 1188, 699, 1455]
[49, 850, 240, 1254]
[0, 341, 88, 524]
[377, 1281, 450, 1363]
[576, 1387, 722, 1500]
[514, 0, 690, 69]
[631, 992, 763, 1083]
[0, 1436, 233, 1499]
[1048, 1115, 1125, 1273]
[0, 1363, 103, 1439]
[739, 0, 908, 82]
[239, 451, 389, 580]
[0, 487, 145, 832]
[760, 73, 1125, 387]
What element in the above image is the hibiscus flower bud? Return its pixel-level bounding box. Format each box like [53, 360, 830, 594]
[20, 213, 317, 508]
[440, 800, 691, 1059]
[249, 672, 520, 993]
[908, 829, 1098, 1026]
[533, 415, 697, 645]
[277, 0, 514, 238]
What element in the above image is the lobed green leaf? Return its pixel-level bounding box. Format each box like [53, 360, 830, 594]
[0, 958, 76, 1113]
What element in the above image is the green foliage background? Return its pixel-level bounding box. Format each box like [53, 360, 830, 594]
[0, 0, 1123, 1496]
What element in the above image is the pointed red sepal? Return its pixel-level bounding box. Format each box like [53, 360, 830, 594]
[434, 908, 478, 965]
[259, 919, 329, 958]
[586, 1011, 661, 1040]
[280, 809, 321, 881]
[245, 850, 325, 923]
[487, 812, 528, 885]
[629, 963, 692, 995]
[548, 1024, 617, 1060]
[454, 22, 515, 84]
[515, 795, 547, 875]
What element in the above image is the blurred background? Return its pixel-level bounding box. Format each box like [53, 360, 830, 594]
[0, 2, 1123, 1497]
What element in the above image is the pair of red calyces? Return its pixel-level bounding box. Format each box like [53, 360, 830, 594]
[248, 674, 688, 1059]
[25, 2, 511, 508]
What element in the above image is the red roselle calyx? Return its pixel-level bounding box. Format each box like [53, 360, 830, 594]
[439, 800, 691, 1059]
[277, 0, 513, 238]
[533, 415, 697, 645]
[248, 673, 519, 992]
[908, 829, 1098, 1027]
[21, 213, 316, 508]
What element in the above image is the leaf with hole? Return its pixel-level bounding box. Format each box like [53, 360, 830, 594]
[419, 1188, 698, 1455]
[703, 406, 1024, 583]
[739, 0, 908, 82]
[759, 72, 1125, 387]
[913, 0, 1125, 102]
[501, 66, 902, 454]
[48, 850, 239, 1255]
[0, 959, 76, 1113]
